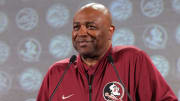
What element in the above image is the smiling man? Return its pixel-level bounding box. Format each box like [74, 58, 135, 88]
[37, 3, 178, 101]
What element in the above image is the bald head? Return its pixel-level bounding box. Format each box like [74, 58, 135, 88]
[80, 3, 109, 16]
[74, 3, 112, 25]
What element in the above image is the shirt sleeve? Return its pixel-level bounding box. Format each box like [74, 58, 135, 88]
[36, 70, 50, 101]
[136, 51, 178, 101]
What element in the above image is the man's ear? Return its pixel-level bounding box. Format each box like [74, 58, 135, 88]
[109, 25, 115, 40]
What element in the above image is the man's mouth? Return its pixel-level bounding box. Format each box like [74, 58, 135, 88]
[77, 41, 92, 46]
[74, 37, 94, 47]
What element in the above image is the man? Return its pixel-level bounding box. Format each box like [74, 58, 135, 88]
[37, 3, 178, 101]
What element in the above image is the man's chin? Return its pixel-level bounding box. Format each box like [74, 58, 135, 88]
[79, 51, 94, 58]
[75, 46, 96, 58]
[76, 47, 91, 54]
[79, 51, 91, 57]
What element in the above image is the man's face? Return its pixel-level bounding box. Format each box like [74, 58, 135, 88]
[72, 8, 112, 57]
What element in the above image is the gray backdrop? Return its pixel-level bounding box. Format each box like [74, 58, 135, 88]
[0, 0, 180, 101]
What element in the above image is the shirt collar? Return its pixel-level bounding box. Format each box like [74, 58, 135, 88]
[76, 45, 112, 75]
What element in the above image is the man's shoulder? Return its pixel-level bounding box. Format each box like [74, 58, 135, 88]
[111, 45, 146, 63]
[55, 58, 70, 65]
[112, 45, 142, 55]
[48, 58, 70, 71]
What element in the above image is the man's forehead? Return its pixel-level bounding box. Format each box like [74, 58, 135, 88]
[73, 21, 94, 24]
[73, 14, 103, 25]
[73, 11, 104, 24]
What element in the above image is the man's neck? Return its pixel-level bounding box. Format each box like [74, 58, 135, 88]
[81, 56, 99, 67]
[81, 44, 111, 67]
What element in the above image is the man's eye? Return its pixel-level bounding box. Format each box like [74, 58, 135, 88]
[87, 25, 96, 30]
[73, 25, 80, 31]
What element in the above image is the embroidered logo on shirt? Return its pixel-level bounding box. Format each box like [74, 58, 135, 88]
[62, 94, 74, 100]
[103, 81, 125, 101]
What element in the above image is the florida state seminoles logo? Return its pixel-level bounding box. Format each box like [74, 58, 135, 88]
[103, 81, 124, 101]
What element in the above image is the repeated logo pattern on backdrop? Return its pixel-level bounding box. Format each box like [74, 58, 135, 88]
[46, 4, 70, 29]
[0, 12, 8, 33]
[151, 55, 169, 77]
[0, 41, 10, 65]
[143, 24, 167, 50]
[16, 8, 39, 31]
[110, 0, 132, 21]
[141, 0, 164, 18]
[0, 71, 12, 95]
[0, 0, 180, 100]
[18, 68, 42, 92]
[18, 38, 41, 62]
[112, 28, 135, 46]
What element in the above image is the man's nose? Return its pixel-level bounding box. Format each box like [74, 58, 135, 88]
[78, 25, 87, 35]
